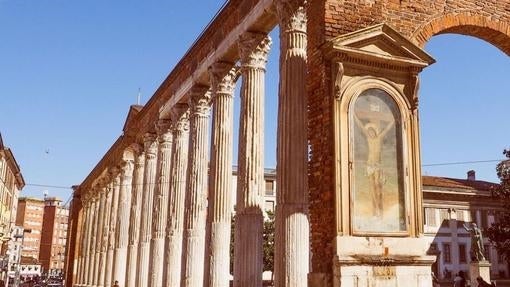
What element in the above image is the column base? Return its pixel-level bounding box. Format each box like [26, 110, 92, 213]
[469, 261, 491, 287]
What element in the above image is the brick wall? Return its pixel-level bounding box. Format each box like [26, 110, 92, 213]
[306, 0, 510, 281]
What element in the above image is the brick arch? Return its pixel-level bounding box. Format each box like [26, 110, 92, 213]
[411, 12, 510, 56]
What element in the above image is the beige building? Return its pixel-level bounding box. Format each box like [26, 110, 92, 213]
[0, 133, 24, 240]
[16, 197, 45, 260]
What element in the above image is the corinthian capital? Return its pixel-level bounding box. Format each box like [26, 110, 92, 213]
[238, 32, 272, 70]
[276, 0, 307, 33]
[156, 119, 173, 145]
[189, 85, 212, 117]
[171, 103, 190, 132]
[143, 133, 158, 158]
[121, 159, 134, 177]
[209, 62, 237, 97]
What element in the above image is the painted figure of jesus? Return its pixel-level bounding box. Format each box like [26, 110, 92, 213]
[354, 113, 395, 217]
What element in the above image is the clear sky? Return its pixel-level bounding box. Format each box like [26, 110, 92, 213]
[1, 1, 508, 202]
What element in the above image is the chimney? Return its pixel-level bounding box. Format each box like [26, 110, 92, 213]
[467, 170, 476, 181]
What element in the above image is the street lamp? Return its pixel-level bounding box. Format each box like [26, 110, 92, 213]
[13, 228, 31, 287]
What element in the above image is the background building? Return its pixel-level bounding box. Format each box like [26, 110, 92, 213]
[423, 170, 509, 286]
[39, 197, 69, 277]
[15, 197, 44, 259]
[0, 133, 24, 239]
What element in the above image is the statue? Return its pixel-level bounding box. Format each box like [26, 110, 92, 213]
[463, 223, 486, 262]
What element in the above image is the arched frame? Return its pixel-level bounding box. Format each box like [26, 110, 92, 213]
[333, 76, 421, 237]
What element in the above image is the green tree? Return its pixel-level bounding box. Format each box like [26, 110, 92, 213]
[485, 149, 510, 260]
[263, 210, 275, 273]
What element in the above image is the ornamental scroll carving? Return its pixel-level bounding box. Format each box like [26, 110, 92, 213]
[238, 32, 272, 71]
[333, 62, 344, 100]
[209, 62, 237, 97]
[189, 85, 212, 117]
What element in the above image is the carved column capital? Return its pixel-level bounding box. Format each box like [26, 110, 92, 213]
[189, 85, 212, 117]
[238, 32, 272, 71]
[276, 1, 307, 33]
[120, 159, 134, 177]
[157, 119, 173, 142]
[143, 133, 158, 158]
[209, 62, 237, 97]
[171, 104, 190, 132]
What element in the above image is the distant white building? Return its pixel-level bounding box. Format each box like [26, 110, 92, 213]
[422, 170, 509, 286]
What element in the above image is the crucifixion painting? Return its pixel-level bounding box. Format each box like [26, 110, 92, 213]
[350, 88, 406, 233]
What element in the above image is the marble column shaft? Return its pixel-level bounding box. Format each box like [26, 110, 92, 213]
[77, 200, 90, 286]
[99, 182, 113, 287]
[162, 105, 190, 287]
[94, 185, 107, 287]
[83, 197, 95, 286]
[181, 86, 212, 287]
[136, 134, 158, 287]
[205, 63, 236, 287]
[274, 3, 309, 287]
[113, 159, 134, 286]
[105, 171, 121, 287]
[87, 194, 100, 286]
[149, 120, 173, 287]
[126, 146, 145, 287]
[234, 32, 271, 287]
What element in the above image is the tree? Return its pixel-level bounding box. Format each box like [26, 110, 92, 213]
[485, 149, 510, 261]
[263, 210, 275, 273]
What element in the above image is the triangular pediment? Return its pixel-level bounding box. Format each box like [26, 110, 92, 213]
[122, 105, 143, 132]
[324, 23, 435, 68]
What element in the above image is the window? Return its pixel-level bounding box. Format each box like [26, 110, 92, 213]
[265, 181, 274, 196]
[425, 208, 436, 226]
[350, 88, 406, 234]
[439, 209, 449, 224]
[484, 245, 490, 261]
[470, 210, 478, 224]
[481, 210, 489, 229]
[443, 243, 451, 263]
[459, 244, 467, 263]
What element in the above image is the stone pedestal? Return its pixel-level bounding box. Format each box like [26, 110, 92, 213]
[469, 261, 491, 287]
[330, 237, 436, 287]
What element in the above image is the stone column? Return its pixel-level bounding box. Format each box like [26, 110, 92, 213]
[105, 170, 121, 287]
[233, 32, 271, 287]
[113, 159, 134, 286]
[162, 105, 190, 287]
[181, 86, 212, 287]
[149, 119, 173, 287]
[99, 181, 113, 287]
[136, 134, 158, 287]
[205, 63, 236, 287]
[77, 198, 90, 286]
[87, 193, 100, 286]
[274, 3, 309, 287]
[93, 186, 106, 287]
[126, 145, 145, 287]
[83, 195, 95, 286]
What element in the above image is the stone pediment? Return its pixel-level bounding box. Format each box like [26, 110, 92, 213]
[122, 104, 143, 133]
[324, 23, 435, 69]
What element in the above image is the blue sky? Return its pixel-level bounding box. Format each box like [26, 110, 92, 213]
[1, 1, 508, 201]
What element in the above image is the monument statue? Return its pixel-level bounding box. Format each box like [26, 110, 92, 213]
[463, 222, 486, 262]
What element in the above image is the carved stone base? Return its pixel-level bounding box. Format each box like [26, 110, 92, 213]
[332, 236, 436, 287]
[469, 261, 491, 287]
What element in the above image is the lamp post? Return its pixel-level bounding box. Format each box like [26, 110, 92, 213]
[13, 228, 31, 287]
